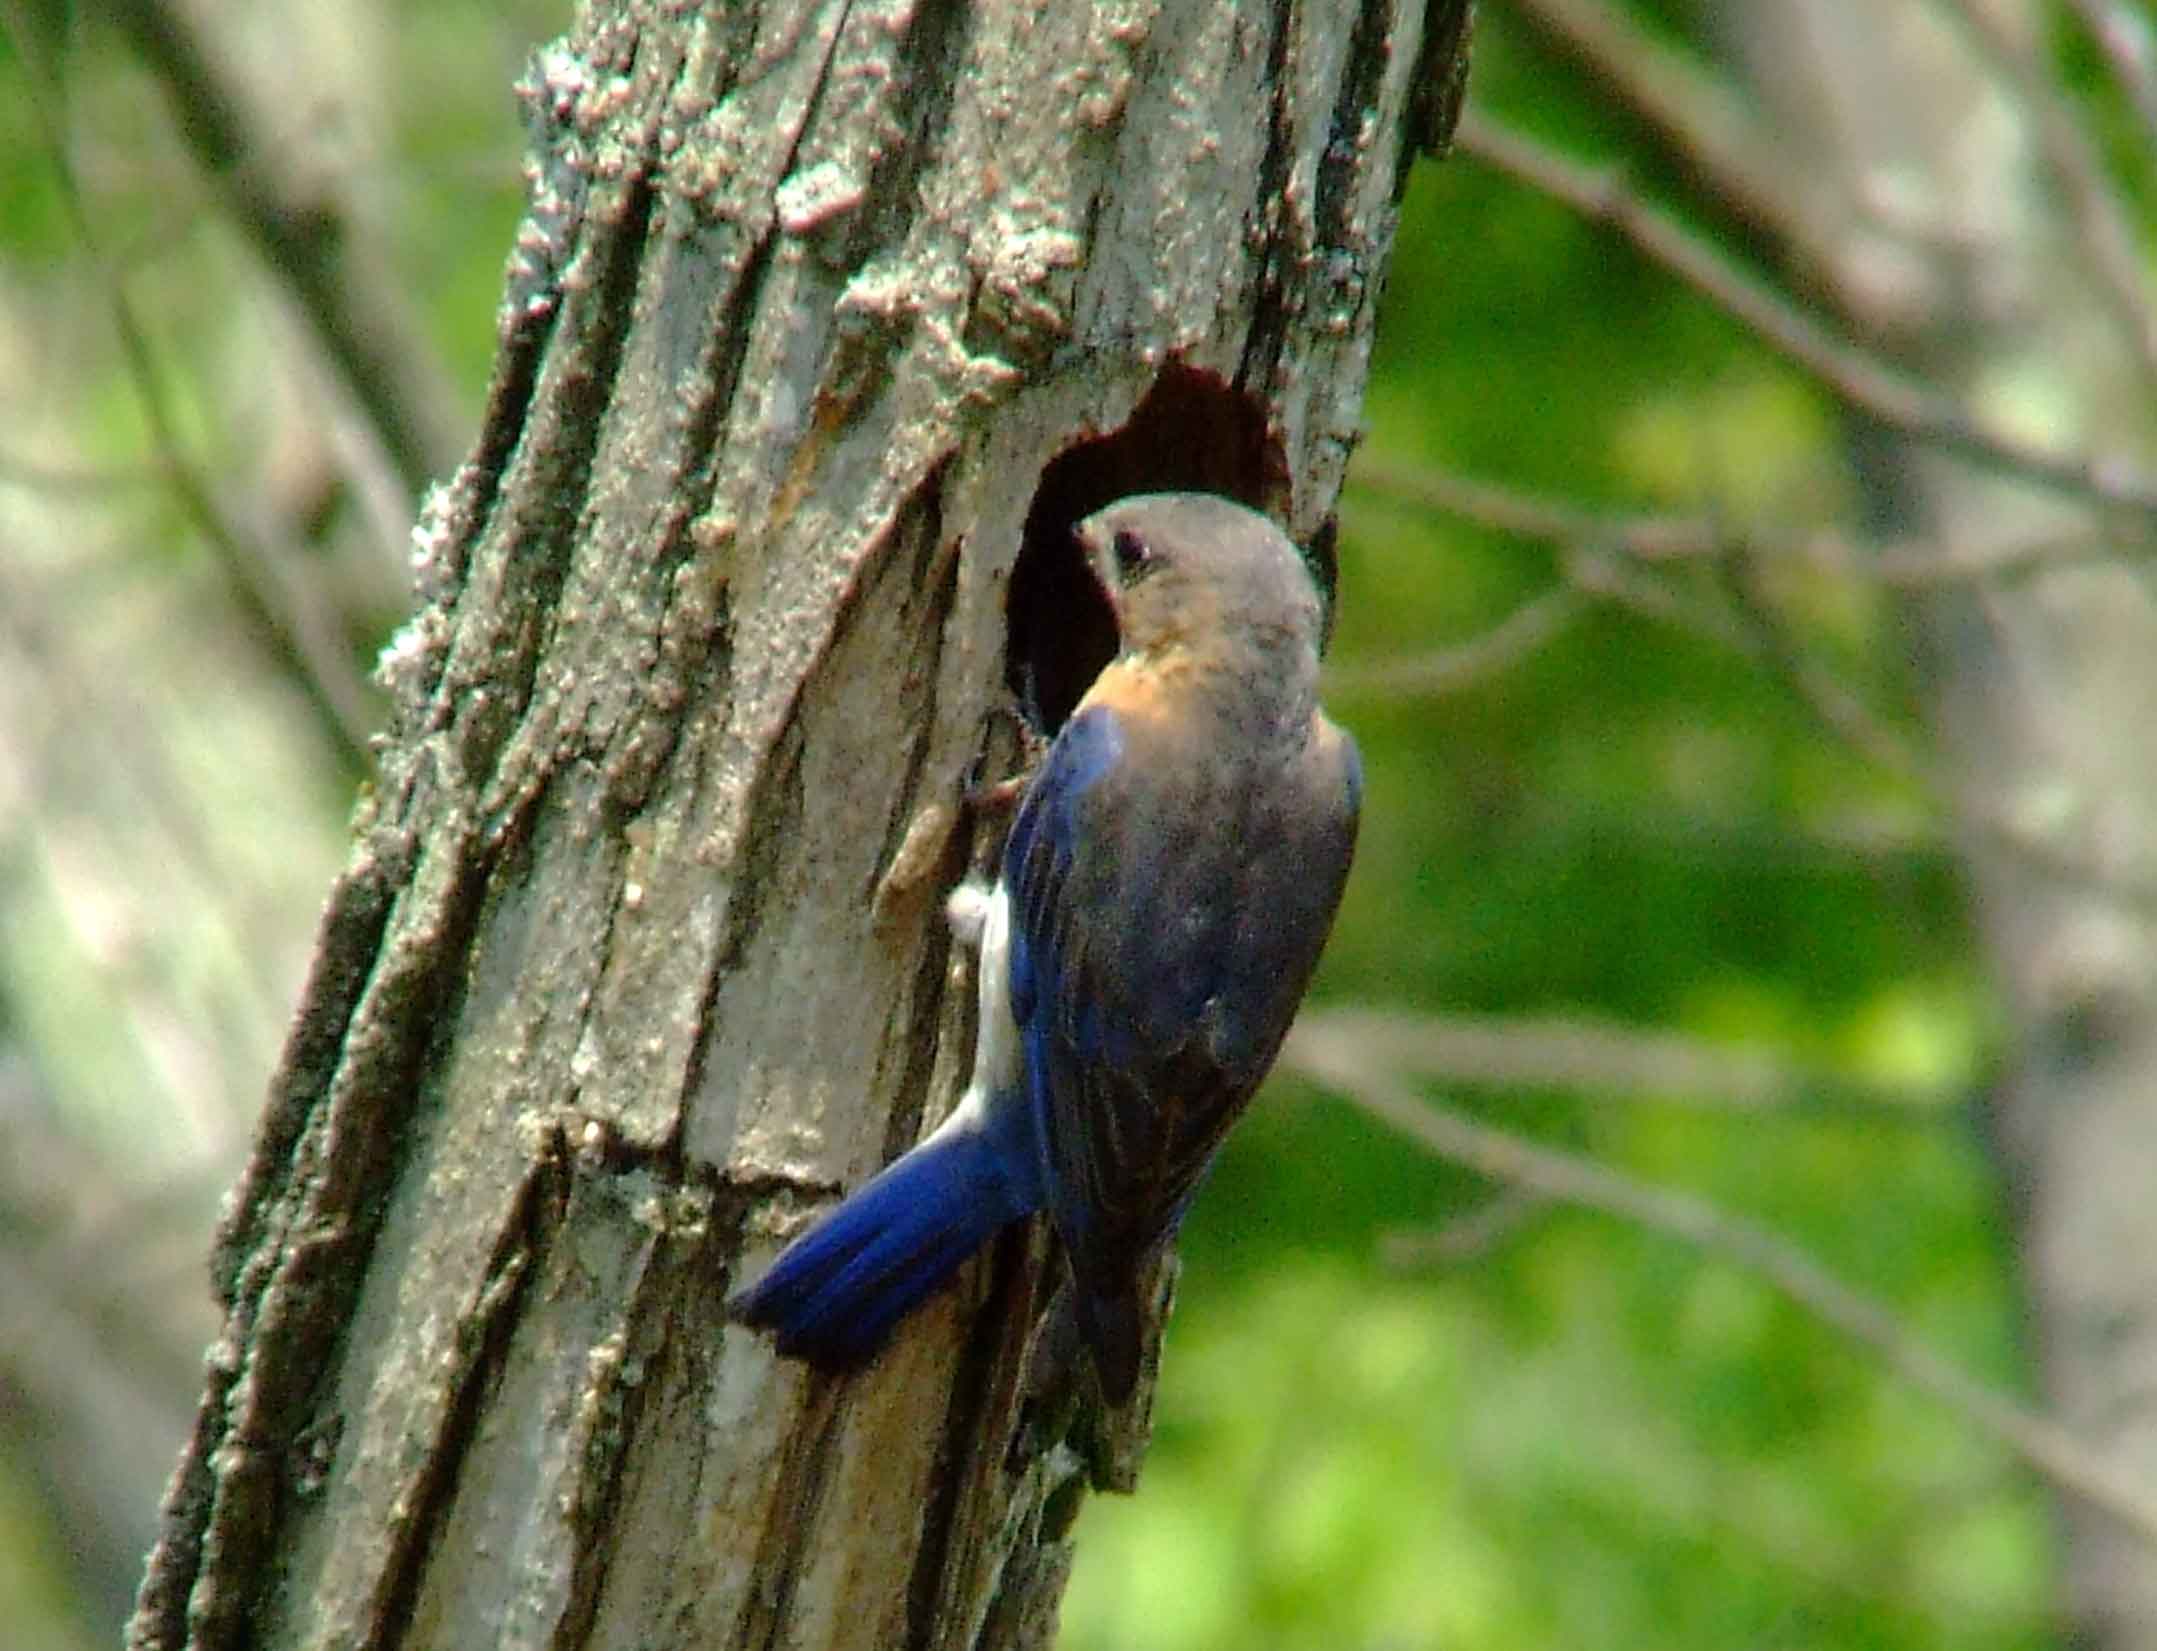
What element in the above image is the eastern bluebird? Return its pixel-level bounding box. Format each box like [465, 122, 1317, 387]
[728, 492, 1360, 1402]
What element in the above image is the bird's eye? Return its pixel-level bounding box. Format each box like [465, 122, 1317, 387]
[1111, 528, 1154, 581]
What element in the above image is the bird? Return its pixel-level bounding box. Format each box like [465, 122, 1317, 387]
[727, 492, 1360, 1402]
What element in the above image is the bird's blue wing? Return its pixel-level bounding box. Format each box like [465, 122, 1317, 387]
[1002, 700, 1360, 1397]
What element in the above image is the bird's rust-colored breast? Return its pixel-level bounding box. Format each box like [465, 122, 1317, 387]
[1076, 656, 1191, 729]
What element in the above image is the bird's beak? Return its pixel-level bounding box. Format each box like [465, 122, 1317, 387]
[1072, 519, 1120, 607]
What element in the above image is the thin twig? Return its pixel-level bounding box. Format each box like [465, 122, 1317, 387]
[1325, 586, 1581, 699]
[1507, 0, 2157, 412]
[0, 452, 165, 496]
[1714, 543, 2157, 909]
[1381, 1188, 1550, 1269]
[1353, 459, 1731, 559]
[1559, 546, 1752, 649]
[1352, 457, 2142, 585]
[1931, 0, 2157, 392]
[1351, 460, 2157, 905]
[99, 0, 464, 495]
[1865, 530, 2135, 585]
[1284, 1020, 2157, 1554]
[1506, 0, 1824, 252]
[1295, 1007, 1949, 1120]
[1457, 112, 2157, 517]
[1717, 546, 1927, 778]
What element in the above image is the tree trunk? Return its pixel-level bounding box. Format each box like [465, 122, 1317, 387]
[125, 2, 1469, 1647]
[1726, 4, 2157, 1644]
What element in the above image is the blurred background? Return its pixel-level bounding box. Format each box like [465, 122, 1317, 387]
[6, 1, 2156, 1647]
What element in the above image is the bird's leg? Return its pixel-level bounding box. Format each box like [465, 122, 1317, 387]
[965, 771, 1030, 812]
[962, 699, 1046, 814]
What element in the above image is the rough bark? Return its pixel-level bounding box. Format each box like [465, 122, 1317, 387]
[126, 2, 1470, 1648]
[1725, 4, 2157, 1644]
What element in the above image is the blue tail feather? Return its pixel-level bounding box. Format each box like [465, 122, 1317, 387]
[730, 1112, 1036, 1368]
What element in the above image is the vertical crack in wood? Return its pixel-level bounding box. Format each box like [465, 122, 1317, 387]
[730, 1388, 848, 1651]
[366, 1133, 567, 1650]
[463, 175, 663, 834]
[1235, 0, 1304, 403]
[543, 1177, 690, 1651]
[836, 0, 976, 274]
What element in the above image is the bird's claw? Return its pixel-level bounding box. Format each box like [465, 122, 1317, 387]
[963, 701, 1044, 813]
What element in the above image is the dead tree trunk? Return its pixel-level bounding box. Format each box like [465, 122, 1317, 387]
[126, 2, 1470, 1647]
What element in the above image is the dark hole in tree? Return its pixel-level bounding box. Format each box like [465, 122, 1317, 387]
[1007, 366, 1299, 733]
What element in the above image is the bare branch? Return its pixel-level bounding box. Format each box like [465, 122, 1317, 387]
[1518, 0, 2157, 450]
[1506, 0, 1824, 251]
[1559, 545, 1754, 648]
[1381, 1188, 1551, 1269]
[1324, 586, 1581, 699]
[1457, 111, 2157, 516]
[2, 3, 377, 772]
[1352, 459, 1731, 558]
[1351, 456, 2142, 584]
[1296, 1007, 1949, 1118]
[99, 0, 465, 495]
[0, 453, 164, 496]
[1284, 1019, 2157, 1554]
[1716, 548, 1927, 777]
[1349, 460, 2157, 906]
[1703, 549, 2157, 909]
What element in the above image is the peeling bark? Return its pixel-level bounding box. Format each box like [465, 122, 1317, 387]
[127, 2, 1470, 1647]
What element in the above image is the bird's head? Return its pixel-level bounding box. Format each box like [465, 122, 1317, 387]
[1073, 493, 1326, 669]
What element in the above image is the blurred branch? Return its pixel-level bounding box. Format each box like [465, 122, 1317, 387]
[1456, 111, 2157, 516]
[0, 452, 164, 496]
[1284, 1018, 2157, 1554]
[1381, 1188, 1552, 1269]
[1509, 0, 2157, 410]
[2060, 0, 2157, 167]
[1931, 0, 2157, 392]
[1350, 457, 2157, 906]
[1355, 458, 1751, 560]
[99, 0, 465, 496]
[1352, 457, 2138, 584]
[1558, 544, 1752, 647]
[1324, 586, 1582, 699]
[1296, 1007, 1950, 1119]
[1505, 0, 1823, 251]
[1736, 548, 2157, 905]
[3, 2, 377, 773]
[1716, 545, 2157, 909]
[1715, 548, 1926, 777]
